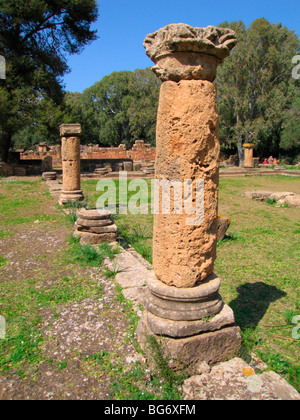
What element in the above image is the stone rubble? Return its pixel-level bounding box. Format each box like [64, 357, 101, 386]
[245, 190, 300, 207]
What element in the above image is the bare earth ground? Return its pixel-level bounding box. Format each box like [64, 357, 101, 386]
[0, 177, 156, 400]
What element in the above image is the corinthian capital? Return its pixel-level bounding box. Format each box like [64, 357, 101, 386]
[144, 23, 237, 82]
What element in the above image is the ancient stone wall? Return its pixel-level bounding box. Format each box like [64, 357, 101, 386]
[20, 140, 156, 168]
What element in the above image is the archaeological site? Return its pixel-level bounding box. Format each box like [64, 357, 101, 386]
[1, 3, 300, 402]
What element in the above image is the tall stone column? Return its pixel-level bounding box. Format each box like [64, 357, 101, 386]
[136, 24, 241, 373]
[243, 143, 255, 168]
[59, 124, 84, 206]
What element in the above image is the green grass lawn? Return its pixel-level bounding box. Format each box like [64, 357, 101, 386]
[0, 175, 299, 395]
[0, 177, 184, 399]
[82, 175, 300, 390]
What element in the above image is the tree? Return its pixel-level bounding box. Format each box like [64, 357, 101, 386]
[280, 94, 300, 160]
[0, 0, 98, 161]
[80, 68, 160, 148]
[127, 68, 160, 146]
[82, 71, 132, 146]
[63, 91, 99, 144]
[216, 18, 300, 162]
[12, 97, 66, 149]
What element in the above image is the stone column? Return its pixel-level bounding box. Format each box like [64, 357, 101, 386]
[136, 24, 241, 374]
[59, 124, 84, 206]
[243, 143, 255, 168]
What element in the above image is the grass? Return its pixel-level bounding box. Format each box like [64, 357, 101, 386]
[68, 237, 120, 267]
[82, 175, 300, 391]
[0, 178, 64, 227]
[63, 196, 90, 224]
[1, 175, 299, 396]
[0, 270, 105, 376]
[0, 256, 8, 268]
[0, 231, 13, 239]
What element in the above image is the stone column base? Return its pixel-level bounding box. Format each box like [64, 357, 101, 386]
[58, 190, 84, 206]
[136, 311, 241, 376]
[136, 271, 241, 375]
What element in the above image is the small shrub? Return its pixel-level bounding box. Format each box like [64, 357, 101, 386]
[73, 244, 104, 266]
[266, 197, 276, 205]
[98, 242, 120, 260]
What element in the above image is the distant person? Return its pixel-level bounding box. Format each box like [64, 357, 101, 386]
[273, 158, 278, 165]
[268, 156, 274, 165]
[263, 159, 268, 165]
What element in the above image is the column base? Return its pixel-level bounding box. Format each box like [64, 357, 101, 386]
[136, 311, 241, 376]
[58, 190, 84, 206]
[136, 271, 241, 374]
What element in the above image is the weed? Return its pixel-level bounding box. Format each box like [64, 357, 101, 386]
[63, 194, 89, 224]
[83, 350, 109, 365]
[284, 309, 299, 325]
[98, 242, 120, 260]
[0, 231, 13, 239]
[68, 239, 119, 268]
[145, 335, 186, 399]
[0, 256, 8, 268]
[68, 233, 80, 246]
[58, 361, 68, 370]
[257, 351, 300, 391]
[72, 244, 104, 267]
[266, 197, 277, 205]
[104, 256, 123, 279]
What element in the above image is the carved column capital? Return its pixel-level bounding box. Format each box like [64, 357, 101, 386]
[144, 23, 237, 82]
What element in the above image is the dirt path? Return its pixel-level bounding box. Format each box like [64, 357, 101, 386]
[0, 178, 152, 400]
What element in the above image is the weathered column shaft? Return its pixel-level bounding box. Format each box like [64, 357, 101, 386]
[145, 24, 237, 288]
[61, 136, 81, 191]
[243, 143, 255, 168]
[154, 79, 220, 287]
[59, 124, 84, 205]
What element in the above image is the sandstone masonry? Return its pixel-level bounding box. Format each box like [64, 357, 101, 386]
[59, 124, 84, 206]
[136, 23, 241, 372]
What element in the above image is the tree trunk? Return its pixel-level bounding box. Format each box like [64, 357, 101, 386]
[238, 141, 244, 167]
[0, 130, 13, 162]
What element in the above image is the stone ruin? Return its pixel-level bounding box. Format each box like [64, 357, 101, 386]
[42, 171, 57, 181]
[1, 150, 52, 176]
[74, 208, 117, 246]
[243, 143, 255, 168]
[136, 23, 242, 372]
[20, 139, 156, 174]
[58, 124, 84, 206]
[245, 190, 300, 208]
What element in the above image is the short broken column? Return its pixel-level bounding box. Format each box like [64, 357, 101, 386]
[243, 143, 255, 168]
[74, 208, 117, 245]
[59, 124, 84, 206]
[136, 24, 241, 374]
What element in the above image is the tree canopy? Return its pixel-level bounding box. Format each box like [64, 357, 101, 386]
[79, 68, 160, 148]
[0, 0, 98, 160]
[1, 15, 299, 163]
[216, 18, 300, 162]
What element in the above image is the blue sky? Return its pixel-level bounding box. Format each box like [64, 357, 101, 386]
[63, 0, 300, 93]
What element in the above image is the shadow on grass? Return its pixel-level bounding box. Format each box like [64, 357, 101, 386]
[229, 282, 287, 331]
[217, 232, 246, 246]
